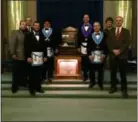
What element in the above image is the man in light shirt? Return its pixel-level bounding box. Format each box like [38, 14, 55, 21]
[106, 16, 131, 98]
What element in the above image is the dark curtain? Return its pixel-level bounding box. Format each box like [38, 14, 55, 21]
[37, 0, 103, 29]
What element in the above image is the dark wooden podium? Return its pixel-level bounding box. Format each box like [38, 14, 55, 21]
[54, 26, 82, 79]
[55, 47, 82, 79]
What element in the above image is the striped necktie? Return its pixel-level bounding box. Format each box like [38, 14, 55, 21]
[116, 27, 120, 40]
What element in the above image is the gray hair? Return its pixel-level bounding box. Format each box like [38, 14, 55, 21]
[93, 21, 101, 27]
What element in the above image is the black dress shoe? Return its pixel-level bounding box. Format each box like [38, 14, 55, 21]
[98, 83, 104, 90]
[36, 88, 44, 93]
[12, 88, 18, 94]
[20, 84, 28, 88]
[48, 79, 52, 83]
[89, 82, 96, 88]
[108, 88, 117, 94]
[99, 86, 104, 91]
[42, 79, 46, 84]
[12, 90, 18, 94]
[121, 91, 128, 98]
[29, 91, 36, 96]
[83, 78, 88, 83]
[116, 78, 120, 85]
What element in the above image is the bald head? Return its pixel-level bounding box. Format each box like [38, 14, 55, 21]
[93, 22, 101, 32]
[116, 16, 123, 27]
[83, 14, 90, 24]
[26, 17, 32, 26]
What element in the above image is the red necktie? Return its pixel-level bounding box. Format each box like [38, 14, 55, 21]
[116, 28, 120, 40]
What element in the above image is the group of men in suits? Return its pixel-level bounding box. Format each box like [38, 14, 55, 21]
[9, 18, 60, 96]
[77, 14, 130, 98]
[9, 14, 130, 98]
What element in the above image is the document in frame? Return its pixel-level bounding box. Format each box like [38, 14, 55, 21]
[81, 42, 87, 54]
[31, 52, 44, 66]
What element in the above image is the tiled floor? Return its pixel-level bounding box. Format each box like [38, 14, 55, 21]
[2, 98, 137, 121]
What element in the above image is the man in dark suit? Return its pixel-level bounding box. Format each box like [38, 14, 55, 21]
[87, 22, 108, 90]
[77, 14, 92, 83]
[104, 17, 119, 85]
[9, 20, 28, 93]
[106, 16, 131, 98]
[42, 19, 60, 83]
[26, 17, 33, 32]
[24, 17, 33, 85]
[24, 21, 47, 96]
[104, 17, 114, 35]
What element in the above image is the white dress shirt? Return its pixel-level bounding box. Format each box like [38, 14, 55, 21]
[33, 31, 40, 41]
[115, 27, 122, 35]
[95, 35, 100, 39]
[45, 28, 50, 33]
[84, 26, 89, 31]
[94, 31, 100, 39]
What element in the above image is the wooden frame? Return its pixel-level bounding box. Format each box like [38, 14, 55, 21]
[54, 55, 82, 79]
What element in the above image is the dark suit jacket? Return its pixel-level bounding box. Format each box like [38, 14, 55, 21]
[103, 27, 115, 37]
[87, 32, 108, 56]
[24, 31, 47, 59]
[27, 26, 33, 33]
[106, 28, 131, 58]
[42, 28, 61, 52]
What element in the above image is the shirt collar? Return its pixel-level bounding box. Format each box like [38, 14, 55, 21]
[33, 30, 39, 35]
[94, 31, 101, 35]
[84, 23, 89, 26]
[33, 30, 36, 34]
[45, 28, 50, 30]
[116, 26, 122, 29]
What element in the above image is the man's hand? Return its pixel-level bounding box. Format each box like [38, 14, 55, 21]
[27, 58, 32, 63]
[12, 55, 18, 60]
[89, 55, 94, 61]
[55, 49, 59, 54]
[100, 55, 105, 61]
[113, 49, 120, 56]
[78, 48, 81, 52]
[43, 58, 47, 62]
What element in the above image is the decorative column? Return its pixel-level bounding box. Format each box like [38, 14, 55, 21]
[103, 0, 132, 31]
[3, 0, 36, 60]
[116, 0, 132, 33]
[7, 0, 27, 38]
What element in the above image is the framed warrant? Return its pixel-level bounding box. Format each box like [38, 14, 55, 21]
[31, 52, 43, 66]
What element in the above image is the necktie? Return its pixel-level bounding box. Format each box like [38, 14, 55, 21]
[116, 27, 120, 40]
